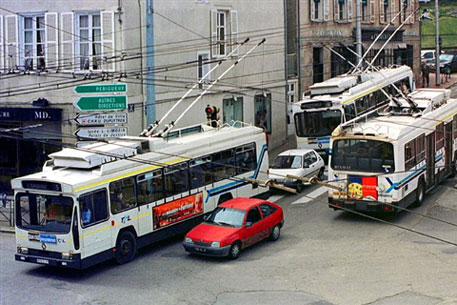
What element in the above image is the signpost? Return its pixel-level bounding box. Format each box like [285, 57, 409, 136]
[75, 127, 128, 139]
[74, 96, 127, 111]
[75, 112, 128, 126]
[74, 84, 127, 94]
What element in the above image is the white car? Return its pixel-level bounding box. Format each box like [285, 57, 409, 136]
[268, 149, 325, 192]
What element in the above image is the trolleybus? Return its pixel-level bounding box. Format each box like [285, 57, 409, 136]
[13, 123, 269, 269]
[327, 88, 457, 213]
[293, 66, 415, 157]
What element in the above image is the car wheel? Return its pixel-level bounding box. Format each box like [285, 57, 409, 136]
[296, 183, 304, 193]
[269, 225, 281, 241]
[318, 167, 325, 180]
[228, 242, 241, 259]
[115, 231, 137, 264]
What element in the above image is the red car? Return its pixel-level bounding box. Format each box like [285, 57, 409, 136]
[183, 198, 284, 259]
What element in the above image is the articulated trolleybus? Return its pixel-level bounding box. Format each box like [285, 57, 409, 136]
[328, 88, 457, 213]
[13, 123, 268, 269]
[293, 66, 415, 157]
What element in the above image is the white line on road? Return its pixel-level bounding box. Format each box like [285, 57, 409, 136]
[291, 186, 327, 205]
[268, 194, 286, 203]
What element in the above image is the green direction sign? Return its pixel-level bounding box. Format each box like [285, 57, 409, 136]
[74, 84, 127, 94]
[74, 96, 127, 111]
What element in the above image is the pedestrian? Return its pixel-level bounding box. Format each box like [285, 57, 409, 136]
[421, 62, 430, 87]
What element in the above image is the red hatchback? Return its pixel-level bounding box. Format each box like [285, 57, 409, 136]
[183, 198, 284, 259]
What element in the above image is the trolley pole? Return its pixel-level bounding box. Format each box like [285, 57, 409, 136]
[435, 0, 440, 86]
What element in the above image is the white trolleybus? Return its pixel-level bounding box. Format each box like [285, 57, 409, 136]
[13, 123, 269, 269]
[327, 88, 457, 213]
[292, 66, 415, 158]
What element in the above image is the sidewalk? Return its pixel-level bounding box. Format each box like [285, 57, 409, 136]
[420, 72, 457, 90]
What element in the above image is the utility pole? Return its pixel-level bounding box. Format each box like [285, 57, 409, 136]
[355, 0, 362, 65]
[435, 0, 440, 86]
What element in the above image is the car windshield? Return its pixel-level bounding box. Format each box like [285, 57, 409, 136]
[295, 109, 342, 137]
[205, 207, 245, 227]
[331, 139, 395, 173]
[16, 193, 74, 233]
[272, 155, 302, 169]
[440, 54, 453, 61]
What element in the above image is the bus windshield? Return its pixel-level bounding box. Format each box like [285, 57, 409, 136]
[294, 109, 342, 137]
[331, 139, 395, 173]
[16, 193, 74, 233]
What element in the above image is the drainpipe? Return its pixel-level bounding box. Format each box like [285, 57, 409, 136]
[138, 0, 145, 129]
[146, 0, 156, 125]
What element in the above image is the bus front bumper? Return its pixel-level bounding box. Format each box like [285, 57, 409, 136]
[328, 198, 397, 212]
[15, 253, 82, 269]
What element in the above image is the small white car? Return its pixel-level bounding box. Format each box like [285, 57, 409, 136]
[268, 149, 325, 192]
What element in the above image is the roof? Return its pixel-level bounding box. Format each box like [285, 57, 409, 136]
[278, 149, 314, 156]
[220, 198, 266, 210]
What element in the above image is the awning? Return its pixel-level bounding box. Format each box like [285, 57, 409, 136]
[362, 42, 407, 50]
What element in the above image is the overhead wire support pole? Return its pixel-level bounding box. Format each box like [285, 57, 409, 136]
[435, 0, 440, 86]
[144, 38, 250, 136]
[352, 10, 402, 73]
[160, 38, 267, 137]
[355, 0, 362, 65]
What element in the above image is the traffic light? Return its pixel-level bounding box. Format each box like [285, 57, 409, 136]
[204, 105, 220, 127]
[403, 0, 408, 6]
[384, 0, 388, 7]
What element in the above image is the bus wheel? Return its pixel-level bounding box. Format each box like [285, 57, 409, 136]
[450, 156, 457, 178]
[413, 180, 425, 208]
[115, 231, 137, 264]
[228, 241, 241, 259]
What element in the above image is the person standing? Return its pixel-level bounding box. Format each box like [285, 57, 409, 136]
[421, 62, 430, 87]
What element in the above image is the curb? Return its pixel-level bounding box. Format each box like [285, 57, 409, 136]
[0, 227, 15, 234]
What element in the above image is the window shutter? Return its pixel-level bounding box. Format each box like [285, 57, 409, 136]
[310, 0, 316, 21]
[370, 0, 375, 23]
[45, 13, 58, 71]
[0, 16, 3, 73]
[101, 11, 115, 72]
[379, 0, 385, 24]
[5, 15, 18, 72]
[211, 9, 218, 58]
[230, 10, 238, 55]
[408, 1, 414, 24]
[60, 12, 74, 72]
[347, 0, 353, 22]
[334, 0, 339, 21]
[324, 0, 330, 21]
[390, 0, 395, 24]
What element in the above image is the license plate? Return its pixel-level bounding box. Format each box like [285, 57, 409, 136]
[36, 259, 49, 264]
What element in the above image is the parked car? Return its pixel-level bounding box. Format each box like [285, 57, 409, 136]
[183, 198, 284, 259]
[268, 149, 325, 192]
[428, 53, 457, 73]
[418, 0, 431, 3]
[421, 50, 437, 65]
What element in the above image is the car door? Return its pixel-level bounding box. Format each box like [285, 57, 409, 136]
[241, 206, 264, 247]
[303, 152, 319, 177]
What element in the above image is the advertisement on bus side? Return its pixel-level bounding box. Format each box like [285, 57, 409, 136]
[153, 193, 203, 229]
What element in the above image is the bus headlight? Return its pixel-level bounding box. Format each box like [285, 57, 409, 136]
[18, 247, 28, 254]
[210, 241, 220, 248]
[62, 251, 73, 260]
[185, 237, 193, 243]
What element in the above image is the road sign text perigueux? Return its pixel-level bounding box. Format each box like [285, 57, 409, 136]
[74, 84, 127, 94]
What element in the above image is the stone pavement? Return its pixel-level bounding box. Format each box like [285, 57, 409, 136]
[420, 72, 457, 90]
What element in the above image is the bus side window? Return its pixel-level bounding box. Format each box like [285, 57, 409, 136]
[190, 156, 213, 189]
[164, 163, 189, 197]
[109, 178, 136, 214]
[212, 149, 235, 181]
[344, 104, 356, 121]
[235, 143, 257, 175]
[137, 169, 164, 205]
[79, 189, 108, 227]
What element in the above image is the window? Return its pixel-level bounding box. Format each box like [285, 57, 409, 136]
[212, 149, 235, 181]
[313, 47, 324, 83]
[380, 0, 389, 24]
[260, 204, 277, 217]
[400, 0, 414, 23]
[344, 104, 356, 121]
[197, 51, 210, 89]
[334, 0, 353, 23]
[235, 143, 257, 175]
[415, 134, 425, 163]
[109, 178, 136, 214]
[405, 140, 415, 169]
[137, 169, 164, 205]
[164, 163, 189, 197]
[223, 96, 243, 123]
[79, 189, 108, 227]
[190, 156, 213, 188]
[246, 207, 261, 225]
[211, 9, 238, 58]
[362, 0, 375, 23]
[254, 93, 272, 133]
[453, 115, 457, 139]
[436, 123, 444, 150]
[77, 13, 101, 70]
[22, 16, 45, 71]
[331, 47, 355, 77]
[287, 82, 297, 104]
[310, 0, 330, 21]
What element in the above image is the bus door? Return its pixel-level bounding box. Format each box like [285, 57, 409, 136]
[426, 133, 435, 188]
[136, 169, 164, 236]
[445, 123, 452, 174]
[78, 189, 112, 258]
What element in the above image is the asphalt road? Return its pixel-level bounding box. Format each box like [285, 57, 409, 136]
[2, 177, 457, 305]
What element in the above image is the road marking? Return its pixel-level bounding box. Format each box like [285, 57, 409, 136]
[291, 186, 328, 205]
[268, 194, 286, 203]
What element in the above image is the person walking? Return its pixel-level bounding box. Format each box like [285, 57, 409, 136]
[421, 62, 430, 87]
